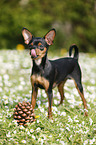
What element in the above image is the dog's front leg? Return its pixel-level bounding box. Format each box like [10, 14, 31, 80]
[31, 86, 38, 109]
[47, 89, 53, 119]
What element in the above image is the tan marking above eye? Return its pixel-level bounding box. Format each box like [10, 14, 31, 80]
[30, 42, 33, 46]
[38, 42, 42, 46]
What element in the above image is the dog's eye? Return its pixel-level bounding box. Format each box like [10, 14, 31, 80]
[39, 45, 44, 50]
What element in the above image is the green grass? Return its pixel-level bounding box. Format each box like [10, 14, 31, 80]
[0, 50, 96, 145]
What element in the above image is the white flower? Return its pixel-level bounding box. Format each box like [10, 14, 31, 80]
[4, 100, 8, 104]
[60, 140, 65, 145]
[69, 135, 72, 140]
[15, 142, 19, 144]
[68, 116, 73, 122]
[6, 132, 11, 138]
[52, 106, 58, 112]
[37, 100, 41, 106]
[0, 116, 2, 118]
[45, 111, 48, 117]
[37, 120, 39, 123]
[57, 111, 60, 115]
[49, 135, 52, 138]
[3, 74, 9, 80]
[89, 138, 95, 144]
[42, 135, 46, 140]
[78, 124, 82, 128]
[19, 77, 24, 81]
[54, 99, 58, 105]
[32, 135, 36, 140]
[82, 121, 85, 125]
[56, 92, 60, 99]
[36, 127, 41, 132]
[83, 140, 88, 145]
[45, 102, 48, 107]
[38, 138, 44, 144]
[78, 129, 83, 134]
[12, 120, 18, 125]
[61, 112, 66, 116]
[30, 129, 34, 133]
[50, 119, 54, 123]
[21, 140, 26, 144]
[20, 81, 25, 85]
[40, 108, 44, 113]
[84, 129, 89, 134]
[25, 128, 28, 132]
[66, 127, 70, 131]
[13, 130, 17, 134]
[74, 119, 79, 123]
[20, 125, 24, 130]
[60, 128, 64, 132]
[89, 118, 93, 125]
[24, 98, 27, 102]
[27, 131, 30, 135]
[43, 93, 47, 98]
[3, 95, 8, 99]
[18, 85, 23, 90]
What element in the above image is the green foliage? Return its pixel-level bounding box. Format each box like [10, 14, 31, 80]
[0, 0, 96, 52]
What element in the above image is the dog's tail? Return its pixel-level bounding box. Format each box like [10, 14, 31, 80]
[69, 44, 79, 60]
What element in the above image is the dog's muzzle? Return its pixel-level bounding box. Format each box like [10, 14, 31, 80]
[30, 49, 38, 59]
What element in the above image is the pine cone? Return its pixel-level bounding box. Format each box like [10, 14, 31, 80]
[13, 101, 36, 126]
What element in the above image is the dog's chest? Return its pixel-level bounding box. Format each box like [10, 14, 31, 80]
[31, 74, 49, 91]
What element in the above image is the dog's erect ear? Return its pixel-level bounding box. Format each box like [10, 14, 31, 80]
[44, 28, 56, 45]
[22, 27, 33, 44]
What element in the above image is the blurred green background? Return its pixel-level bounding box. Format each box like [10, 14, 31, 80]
[0, 0, 96, 52]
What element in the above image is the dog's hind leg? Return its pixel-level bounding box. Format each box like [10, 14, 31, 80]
[74, 81, 88, 116]
[70, 65, 88, 116]
[58, 80, 67, 105]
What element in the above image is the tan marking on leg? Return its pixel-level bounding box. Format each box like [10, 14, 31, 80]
[58, 82, 64, 104]
[31, 87, 38, 109]
[47, 92, 53, 119]
[58, 80, 67, 105]
[48, 107, 53, 119]
[74, 81, 88, 116]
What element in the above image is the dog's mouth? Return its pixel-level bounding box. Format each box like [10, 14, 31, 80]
[30, 47, 47, 60]
[30, 49, 38, 59]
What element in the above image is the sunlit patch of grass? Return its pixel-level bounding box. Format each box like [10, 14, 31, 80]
[0, 50, 96, 144]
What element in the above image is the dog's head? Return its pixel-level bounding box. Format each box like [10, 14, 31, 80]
[22, 28, 56, 60]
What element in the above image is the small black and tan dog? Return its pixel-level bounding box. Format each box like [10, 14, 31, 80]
[22, 28, 88, 118]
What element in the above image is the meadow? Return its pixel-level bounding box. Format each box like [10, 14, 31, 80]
[0, 50, 96, 145]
